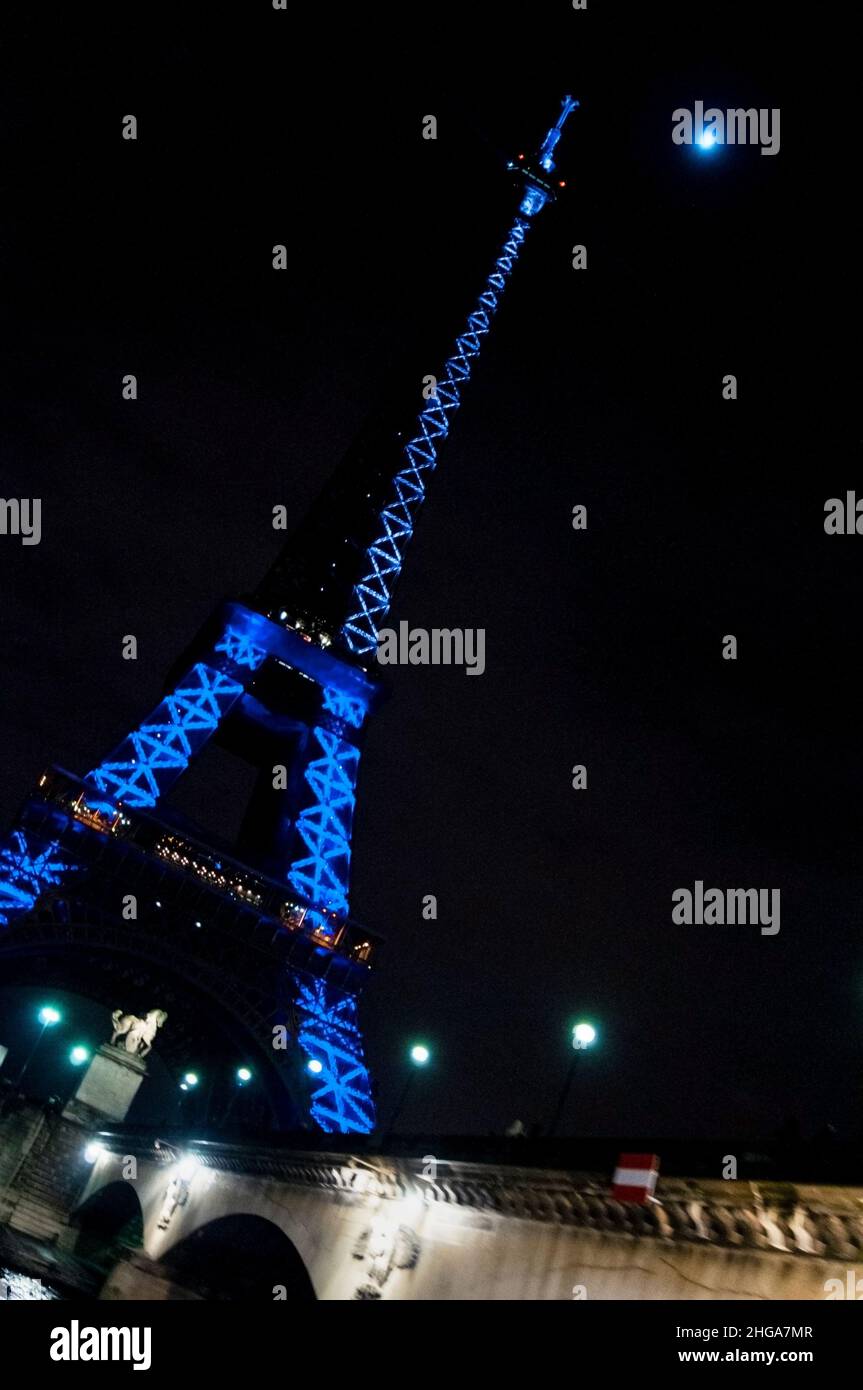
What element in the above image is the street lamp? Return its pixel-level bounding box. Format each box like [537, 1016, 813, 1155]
[69, 1045, 90, 1067]
[175, 1070, 201, 1121]
[548, 1020, 597, 1136]
[388, 1041, 432, 1134]
[16, 1004, 62, 1087]
[307, 1058, 323, 1075]
[222, 1065, 256, 1124]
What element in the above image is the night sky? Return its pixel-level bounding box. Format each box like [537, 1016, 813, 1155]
[0, 6, 858, 1139]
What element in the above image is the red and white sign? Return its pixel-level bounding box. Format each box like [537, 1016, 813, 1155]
[612, 1153, 660, 1204]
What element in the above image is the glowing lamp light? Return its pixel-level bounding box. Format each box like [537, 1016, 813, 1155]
[307, 1059, 323, 1075]
[69, 1045, 90, 1066]
[236, 1067, 252, 1084]
[178, 1155, 200, 1181]
[84, 1141, 105, 1164]
[410, 1044, 430, 1066]
[39, 1006, 61, 1026]
[697, 131, 717, 150]
[572, 1022, 597, 1050]
[182, 1072, 199, 1089]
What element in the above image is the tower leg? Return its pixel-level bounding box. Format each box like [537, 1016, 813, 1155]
[294, 977, 375, 1134]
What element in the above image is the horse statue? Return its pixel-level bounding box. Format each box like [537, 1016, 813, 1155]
[110, 1008, 168, 1058]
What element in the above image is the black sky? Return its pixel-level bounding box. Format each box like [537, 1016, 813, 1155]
[0, 4, 859, 1138]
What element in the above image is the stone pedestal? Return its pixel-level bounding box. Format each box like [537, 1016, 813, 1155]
[63, 1043, 148, 1125]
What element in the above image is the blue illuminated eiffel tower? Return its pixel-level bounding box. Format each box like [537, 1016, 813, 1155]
[0, 97, 577, 1133]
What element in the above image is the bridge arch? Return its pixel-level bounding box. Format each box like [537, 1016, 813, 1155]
[157, 1213, 316, 1300]
[72, 1179, 146, 1277]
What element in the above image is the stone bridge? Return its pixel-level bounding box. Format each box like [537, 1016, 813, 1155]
[65, 1133, 863, 1300]
[4, 1098, 863, 1300]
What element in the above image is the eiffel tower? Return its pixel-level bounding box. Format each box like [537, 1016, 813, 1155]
[0, 97, 577, 1133]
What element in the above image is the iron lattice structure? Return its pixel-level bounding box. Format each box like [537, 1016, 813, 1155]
[341, 216, 529, 656]
[0, 97, 577, 1133]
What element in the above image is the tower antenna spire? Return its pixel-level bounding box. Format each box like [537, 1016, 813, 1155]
[340, 95, 579, 655]
[540, 94, 580, 170]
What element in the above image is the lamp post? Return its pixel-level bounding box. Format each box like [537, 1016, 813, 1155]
[176, 1070, 199, 1119]
[387, 1043, 431, 1135]
[16, 1005, 62, 1088]
[222, 1066, 253, 1124]
[548, 1021, 597, 1136]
